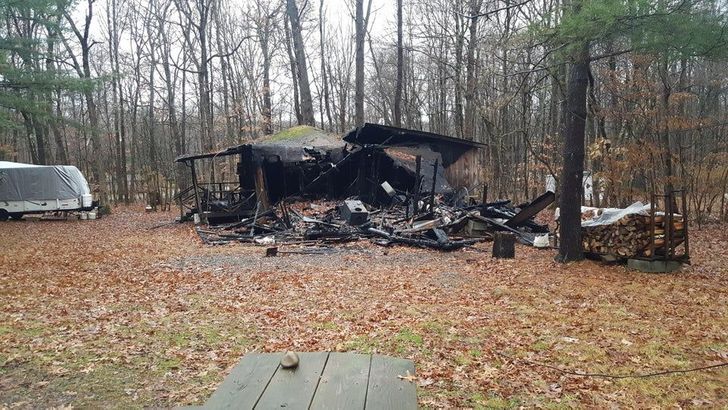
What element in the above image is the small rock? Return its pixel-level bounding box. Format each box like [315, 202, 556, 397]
[280, 351, 299, 369]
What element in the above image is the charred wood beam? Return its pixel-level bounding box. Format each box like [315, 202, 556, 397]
[505, 191, 555, 229]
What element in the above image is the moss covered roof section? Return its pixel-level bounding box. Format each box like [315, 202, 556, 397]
[256, 126, 343, 147]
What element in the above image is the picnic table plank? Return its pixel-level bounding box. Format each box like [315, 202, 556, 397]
[253, 352, 329, 410]
[365, 354, 417, 410]
[204, 352, 282, 409]
[309, 352, 371, 410]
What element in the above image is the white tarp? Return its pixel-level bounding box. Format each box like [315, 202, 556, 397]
[0, 161, 90, 201]
[580, 201, 651, 227]
[555, 201, 652, 226]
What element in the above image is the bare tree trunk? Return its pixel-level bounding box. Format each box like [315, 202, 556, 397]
[286, 0, 315, 126]
[214, 6, 233, 140]
[282, 11, 302, 125]
[64, 0, 105, 200]
[463, 0, 480, 138]
[393, 0, 403, 128]
[253, 0, 277, 135]
[158, 0, 184, 191]
[46, 15, 67, 164]
[354, 0, 365, 126]
[319, 0, 332, 130]
[453, 10, 465, 139]
[659, 57, 677, 211]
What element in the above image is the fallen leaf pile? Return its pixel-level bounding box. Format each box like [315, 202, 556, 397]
[1, 206, 726, 408]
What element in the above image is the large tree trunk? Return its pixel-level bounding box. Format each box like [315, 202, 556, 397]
[463, 0, 480, 138]
[214, 7, 233, 141]
[261, 34, 273, 135]
[158, 4, 184, 192]
[557, 41, 590, 263]
[393, 0, 403, 127]
[453, 10, 465, 139]
[659, 57, 677, 212]
[318, 0, 332, 131]
[354, 0, 365, 126]
[198, 14, 212, 151]
[46, 17, 67, 165]
[286, 0, 315, 126]
[63, 0, 105, 201]
[283, 12, 302, 125]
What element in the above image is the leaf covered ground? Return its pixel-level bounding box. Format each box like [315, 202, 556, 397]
[1, 206, 726, 408]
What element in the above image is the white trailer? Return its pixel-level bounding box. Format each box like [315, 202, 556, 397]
[0, 161, 94, 221]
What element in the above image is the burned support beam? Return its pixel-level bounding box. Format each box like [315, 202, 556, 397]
[505, 191, 555, 229]
[429, 158, 438, 211]
[413, 155, 422, 214]
[254, 161, 270, 211]
[189, 160, 202, 220]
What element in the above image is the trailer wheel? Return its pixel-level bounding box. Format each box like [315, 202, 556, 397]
[9, 213, 23, 221]
[0, 210, 8, 221]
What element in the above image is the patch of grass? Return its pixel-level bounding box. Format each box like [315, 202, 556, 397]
[158, 357, 182, 372]
[166, 331, 194, 348]
[472, 392, 521, 409]
[531, 339, 551, 352]
[0, 359, 148, 408]
[469, 349, 483, 358]
[394, 328, 424, 353]
[540, 395, 579, 410]
[454, 353, 472, 366]
[420, 320, 446, 335]
[396, 328, 423, 345]
[491, 286, 509, 298]
[313, 321, 338, 331]
[342, 335, 380, 353]
[12, 322, 47, 338]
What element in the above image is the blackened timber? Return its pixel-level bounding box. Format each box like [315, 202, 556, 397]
[254, 163, 270, 210]
[413, 155, 421, 214]
[492, 232, 516, 258]
[505, 191, 555, 229]
[429, 158, 438, 211]
[222, 208, 276, 229]
[365, 227, 481, 251]
[189, 161, 202, 217]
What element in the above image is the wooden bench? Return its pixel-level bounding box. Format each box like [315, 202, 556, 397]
[196, 352, 417, 409]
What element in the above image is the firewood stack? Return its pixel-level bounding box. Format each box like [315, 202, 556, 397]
[581, 213, 685, 258]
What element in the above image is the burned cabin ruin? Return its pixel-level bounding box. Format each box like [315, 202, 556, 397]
[175, 124, 485, 224]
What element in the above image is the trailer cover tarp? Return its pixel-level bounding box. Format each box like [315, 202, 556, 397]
[0, 161, 90, 201]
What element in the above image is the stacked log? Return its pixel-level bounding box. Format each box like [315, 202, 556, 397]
[581, 213, 685, 258]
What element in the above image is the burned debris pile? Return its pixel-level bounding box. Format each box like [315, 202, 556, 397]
[194, 192, 553, 251]
[178, 124, 554, 251]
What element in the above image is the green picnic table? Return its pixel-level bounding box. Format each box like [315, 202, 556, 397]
[197, 352, 417, 409]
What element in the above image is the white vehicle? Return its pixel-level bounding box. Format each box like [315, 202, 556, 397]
[0, 161, 94, 221]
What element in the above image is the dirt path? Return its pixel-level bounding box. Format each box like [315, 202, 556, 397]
[1, 207, 726, 408]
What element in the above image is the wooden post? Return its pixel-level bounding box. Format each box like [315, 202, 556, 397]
[666, 191, 673, 261]
[254, 161, 270, 211]
[482, 184, 488, 205]
[649, 191, 656, 260]
[412, 155, 421, 214]
[429, 158, 438, 211]
[681, 189, 689, 259]
[190, 160, 201, 215]
[356, 150, 367, 198]
[492, 232, 516, 258]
